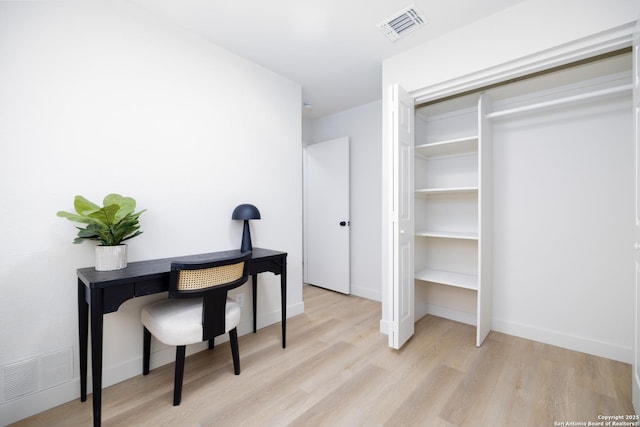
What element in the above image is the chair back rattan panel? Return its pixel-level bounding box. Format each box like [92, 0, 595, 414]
[177, 262, 245, 291]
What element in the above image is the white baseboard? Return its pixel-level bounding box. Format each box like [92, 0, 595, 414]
[427, 305, 476, 327]
[492, 317, 632, 363]
[351, 285, 381, 302]
[0, 302, 305, 425]
[380, 303, 476, 337]
[416, 303, 476, 327]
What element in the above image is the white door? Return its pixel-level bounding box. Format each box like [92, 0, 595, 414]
[389, 84, 415, 349]
[304, 137, 350, 294]
[632, 16, 640, 413]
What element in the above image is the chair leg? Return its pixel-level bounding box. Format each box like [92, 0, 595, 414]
[143, 327, 151, 375]
[208, 338, 215, 349]
[174, 345, 186, 406]
[229, 328, 240, 375]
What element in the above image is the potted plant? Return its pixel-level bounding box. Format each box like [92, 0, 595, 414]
[57, 193, 146, 271]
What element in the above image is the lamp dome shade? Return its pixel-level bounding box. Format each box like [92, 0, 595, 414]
[232, 204, 261, 220]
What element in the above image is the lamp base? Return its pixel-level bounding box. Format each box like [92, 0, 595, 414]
[241, 220, 252, 252]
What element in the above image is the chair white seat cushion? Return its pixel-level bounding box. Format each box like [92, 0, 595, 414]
[141, 297, 241, 346]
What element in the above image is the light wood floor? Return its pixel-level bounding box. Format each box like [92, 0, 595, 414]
[12, 284, 635, 427]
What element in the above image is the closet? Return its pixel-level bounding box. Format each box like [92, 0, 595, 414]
[404, 52, 633, 349]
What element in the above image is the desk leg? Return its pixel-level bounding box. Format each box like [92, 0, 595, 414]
[252, 274, 257, 334]
[78, 280, 88, 402]
[281, 260, 287, 349]
[90, 290, 104, 427]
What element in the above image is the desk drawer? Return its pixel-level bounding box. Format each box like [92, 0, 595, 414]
[135, 278, 168, 296]
[250, 258, 282, 275]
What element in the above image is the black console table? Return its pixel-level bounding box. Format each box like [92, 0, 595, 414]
[77, 247, 287, 427]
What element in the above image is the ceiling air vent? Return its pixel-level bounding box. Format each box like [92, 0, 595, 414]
[378, 5, 426, 42]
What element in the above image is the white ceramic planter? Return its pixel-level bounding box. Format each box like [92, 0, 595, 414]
[95, 245, 127, 271]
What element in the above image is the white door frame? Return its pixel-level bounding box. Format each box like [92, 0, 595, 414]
[632, 14, 640, 414]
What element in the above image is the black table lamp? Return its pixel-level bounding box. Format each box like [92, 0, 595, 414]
[232, 204, 261, 252]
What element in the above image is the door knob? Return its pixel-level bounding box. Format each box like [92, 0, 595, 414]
[339, 221, 349, 227]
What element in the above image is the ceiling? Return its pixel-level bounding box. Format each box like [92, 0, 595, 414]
[127, 0, 527, 119]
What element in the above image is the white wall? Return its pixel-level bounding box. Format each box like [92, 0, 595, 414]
[0, 1, 302, 423]
[304, 101, 382, 301]
[380, 0, 638, 360]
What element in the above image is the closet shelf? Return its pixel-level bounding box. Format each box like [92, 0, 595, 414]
[416, 187, 478, 196]
[415, 268, 478, 290]
[415, 230, 478, 240]
[416, 136, 478, 158]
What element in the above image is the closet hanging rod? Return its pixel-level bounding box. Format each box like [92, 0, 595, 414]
[486, 83, 632, 120]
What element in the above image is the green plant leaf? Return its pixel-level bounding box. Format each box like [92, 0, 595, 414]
[56, 210, 94, 224]
[76, 226, 100, 239]
[104, 194, 136, 222]
[87, 204, 119, 227]
[74, 195, 101, 216]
